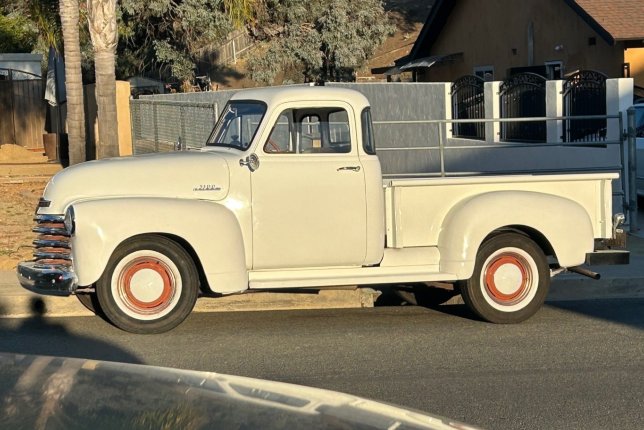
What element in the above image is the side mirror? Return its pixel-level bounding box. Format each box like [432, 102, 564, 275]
[239, 153, 260, 172]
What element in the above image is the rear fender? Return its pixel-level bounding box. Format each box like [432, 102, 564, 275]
[70, 198, 247, 294]
[438, 191, 594, 279]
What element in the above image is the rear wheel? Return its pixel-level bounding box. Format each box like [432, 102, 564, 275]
[96, 235, 199, 334]
[460, 233, 550, 324]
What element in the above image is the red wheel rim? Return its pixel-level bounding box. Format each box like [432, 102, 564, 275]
[484, 254, 531, 305]
[118, 258, 175, 315]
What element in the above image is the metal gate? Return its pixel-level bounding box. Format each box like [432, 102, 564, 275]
[563, 70, 607, 142]
[451, 75, 485, 140]
[0, 68, 46, 148]
[500, 72, 546, 142]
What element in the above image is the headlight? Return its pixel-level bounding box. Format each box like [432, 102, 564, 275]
[64, 206, 75, 235]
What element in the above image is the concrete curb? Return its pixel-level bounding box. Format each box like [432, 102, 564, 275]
[0, 283, 381, 319]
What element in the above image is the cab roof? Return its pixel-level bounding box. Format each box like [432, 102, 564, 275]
[229, 85, 371, 111]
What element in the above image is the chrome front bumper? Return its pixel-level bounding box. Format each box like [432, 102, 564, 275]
[17, 262, 77, 296]
[17, 212, 76, 297]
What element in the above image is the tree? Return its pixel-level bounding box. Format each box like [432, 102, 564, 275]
[248, 0, 394, 84]
[3, 0, 61, 69]
[0, 11, 38, 53]
[118, 0, 235, 82]
[87, 0, 119, 159]
[223, 0, 260, 28]
[59, 0, 86, 165]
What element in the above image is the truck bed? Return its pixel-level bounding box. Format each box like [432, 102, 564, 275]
[383, 172, 618, 249]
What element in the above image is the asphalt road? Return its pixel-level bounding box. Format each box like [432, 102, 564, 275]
[0, 299, 643, 430]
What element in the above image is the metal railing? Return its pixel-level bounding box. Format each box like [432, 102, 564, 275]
[375, 113, 638, 231]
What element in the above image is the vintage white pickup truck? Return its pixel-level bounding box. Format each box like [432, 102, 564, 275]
[18, 86, 629, 333]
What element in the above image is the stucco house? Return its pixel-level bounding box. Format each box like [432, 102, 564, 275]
[389, 0, 644, 98]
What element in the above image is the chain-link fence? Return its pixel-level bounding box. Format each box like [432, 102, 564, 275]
[130, 100, 219, 154]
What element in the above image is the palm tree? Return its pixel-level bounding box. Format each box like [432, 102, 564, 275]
[87, 0, 118, 159]
[59, 0, 85, 164]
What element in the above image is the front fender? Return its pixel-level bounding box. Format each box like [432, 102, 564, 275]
[438, 191, 594, 279]
[70, 198, 247, 294]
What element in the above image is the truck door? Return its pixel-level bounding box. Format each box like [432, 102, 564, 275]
[250, 104, 367, 269]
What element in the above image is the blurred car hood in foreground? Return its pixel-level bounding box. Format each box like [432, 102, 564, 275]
[0, 353, 481, 430]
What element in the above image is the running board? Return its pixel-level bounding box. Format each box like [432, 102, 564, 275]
[249, 265, 457, 289]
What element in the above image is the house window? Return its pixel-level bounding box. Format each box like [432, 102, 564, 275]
[545, 61, 563, 79]
[474, 66, 494, 81]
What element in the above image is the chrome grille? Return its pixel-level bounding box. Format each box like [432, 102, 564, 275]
[32, 215, 71, 267]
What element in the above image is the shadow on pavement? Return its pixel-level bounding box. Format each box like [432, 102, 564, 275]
[374, 286, 482, 321]
[0, 298, 143, 364]
[545, 298, 644, 330]
[374, 286, 644, 329]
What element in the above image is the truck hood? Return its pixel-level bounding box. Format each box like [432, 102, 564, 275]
[41, 151, 231, 214]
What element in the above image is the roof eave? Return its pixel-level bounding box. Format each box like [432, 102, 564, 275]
[563, 0, 616, 46]
[408, 0, 458, 60]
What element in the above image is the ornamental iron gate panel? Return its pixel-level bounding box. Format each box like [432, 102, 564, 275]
[451, 75, 485, 140]
[563, 70, 607, 142]
[500, 73, 546, 142]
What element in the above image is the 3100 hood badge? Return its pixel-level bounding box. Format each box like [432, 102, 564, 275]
[193, 184, 222, 192]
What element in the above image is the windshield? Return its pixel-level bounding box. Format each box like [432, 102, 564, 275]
[207, 101, 266, 150]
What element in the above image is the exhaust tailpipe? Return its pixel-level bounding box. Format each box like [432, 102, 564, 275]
[567, 266, 601, 280]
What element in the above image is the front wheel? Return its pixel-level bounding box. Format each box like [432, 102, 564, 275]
[460, 233, 550, 324]
[76, 292, 100, 315]
[96, 235, 199, 334]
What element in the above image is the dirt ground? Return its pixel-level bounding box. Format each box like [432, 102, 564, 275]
[0, 179, 48, 270]
[0, 145, 62, 270]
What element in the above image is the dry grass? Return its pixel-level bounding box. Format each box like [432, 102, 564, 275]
[0, 145, 59, 270]
[0, 179, 48, 270]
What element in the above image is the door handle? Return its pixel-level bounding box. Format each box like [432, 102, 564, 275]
[337, 166, 361, 172]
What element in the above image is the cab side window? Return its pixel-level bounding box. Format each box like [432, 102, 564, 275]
[328, 110, 351, 153]
[361, 107, 376, 155]
[263, 108, 351, 154]
[298, 114, 322, 152]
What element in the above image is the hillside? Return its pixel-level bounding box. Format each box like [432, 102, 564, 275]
[359, 0, 433, 81]
[209, 0, 432, 88]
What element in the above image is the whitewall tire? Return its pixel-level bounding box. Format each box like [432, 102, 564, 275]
[96, 235, 199, 334]
[460, 233, 550, 324]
